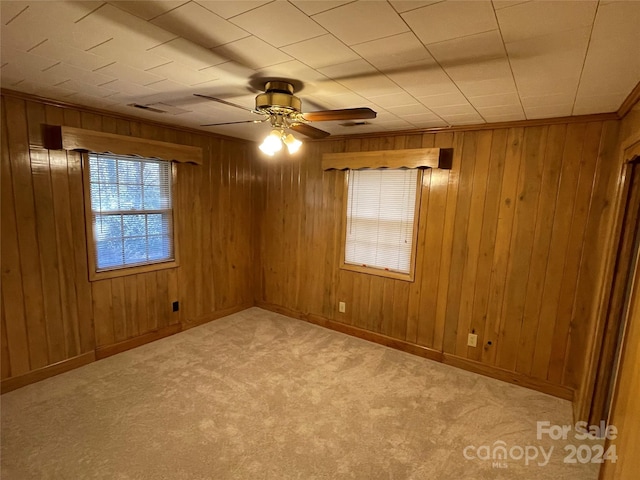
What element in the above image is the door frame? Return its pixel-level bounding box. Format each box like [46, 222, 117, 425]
[578, 136, 640, 424]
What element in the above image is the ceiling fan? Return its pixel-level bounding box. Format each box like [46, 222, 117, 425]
[194, 80, 377, 153]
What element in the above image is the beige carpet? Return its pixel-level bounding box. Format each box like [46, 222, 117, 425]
[1, 307, 600, 479]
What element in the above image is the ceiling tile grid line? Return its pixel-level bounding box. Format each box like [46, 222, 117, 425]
[1, 0, 638, 142]
[488, 0, 526, 121]
[399, 1, 492, 123]
[568, 1, 600, 116]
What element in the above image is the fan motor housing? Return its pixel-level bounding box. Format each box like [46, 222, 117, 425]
[255, 81, 302, 113]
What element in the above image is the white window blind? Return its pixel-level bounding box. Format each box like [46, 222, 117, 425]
[88, 153, 174, 271]
[345, 169, 418, 275]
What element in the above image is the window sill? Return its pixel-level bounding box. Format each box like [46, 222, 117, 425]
[89, 260, 178, 281]
[340, 263, 415, 282]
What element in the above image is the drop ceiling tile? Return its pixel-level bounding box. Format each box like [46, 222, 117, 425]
[314, 91, 370, 109]
[149, 38, 227, 70]
[87, 38, 171, 71]
[427, 30, 504, 67]
[317, 58, 376, 81]
[14, 80, 77, 99]
[497, 0, 597, 44]
[146, 61, 220, 86]
[524, 104, 573, 119]
[492, 1, 531, 10]
[109, 1, 189, 20]
[256, 60, 330, 89]
[55, 79, 119, 98]
[95, 62, 165, 86]
[429, 103, 478, 116]
[197, 1, 272, 19]
[444, 58, 513, 84]
[143, 78, 193, 96]
[386, 103, 434, 116]
[339, 74, 403, 100]
[291, 1, 355, 16]
[439, 111, 485, 124]
[0, 46, 60, 76]
[481, 112, 526, 123]
[521, 93, 576, 109]
[1, 1, 29, 24]
[310, 80, 353, 97]
[352, 32, 434, 70]
[468, 92, 520, 108]
[281, 34, 359, 69]
[213, 36, 292, 69]
[152, 2, 249, 49]
[417, 91, 469, 108]
[0, 64, 32, 87]
[41, 63, 116, 87]
[507, 27, 591, 97]
[456, 77, 518, 97]
[230, 2, 327, 47]
[67, 92, 120, 109]
[103, 81, 164, 97]
[403, 111, 443, 124]
[389, 1, 442, 14]
[27, 40, 111, 72]
[199, 62, 257, 89]
[573, 93, 625, 115]
[408, 118, 448, 128]
[575, 1, 640, 99]
[402, 1, 497, 46]
[366, 92, 418, 108]
[1, 1, 111, 51]
[312, 1, 409, 46]
[475, 104, 524, 116]
[80, 4, 177, 50]
[385, 62, 459, 97]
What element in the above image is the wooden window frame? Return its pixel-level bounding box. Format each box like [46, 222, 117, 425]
[339, 168, 423, 282]
[82, 152, 179, 281]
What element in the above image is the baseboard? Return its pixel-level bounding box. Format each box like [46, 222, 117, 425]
[181, 303, 254, 330]
[442, 354, 574, 400]
[257, 302, 442, 363]
[95, 323, 182, 360]
[1, 351, 96, 394]
[257, 302, 574, 401]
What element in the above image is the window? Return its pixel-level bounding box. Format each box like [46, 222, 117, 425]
[85, 153, 176, 279]
[342, 168, 421, 281]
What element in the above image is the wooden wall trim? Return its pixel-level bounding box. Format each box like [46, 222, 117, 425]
[322, 147, 453, 170]
[44, 125, 203, 164]
[256, 302, 574, 400]
[617, 81, 640, 119]
[442, 354, 574, 400]
[258, 302, 442, 362]
[95, 323, 182, 360]
[181, 303, 255, 330]
[316, 112, 620, 142]
[1, 351, 96, 394]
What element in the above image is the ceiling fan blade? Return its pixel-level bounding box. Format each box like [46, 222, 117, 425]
[303, 108, 377, 122]
[193, 93, 254, 113]
[290, 123, 330, 139]
[201, 120, 265, 127]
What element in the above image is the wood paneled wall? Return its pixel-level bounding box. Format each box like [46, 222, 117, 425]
[1, 93, 254, 386]
[1, 88, 631, 404]
[254, 121, 620, 395]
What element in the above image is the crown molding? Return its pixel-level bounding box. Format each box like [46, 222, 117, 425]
[2, 87, 632, 145]
[617, 81, 640, 119]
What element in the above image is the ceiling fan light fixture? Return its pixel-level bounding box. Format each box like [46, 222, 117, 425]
[260, 129, 284, 156]
[283, 133, 302, 154]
